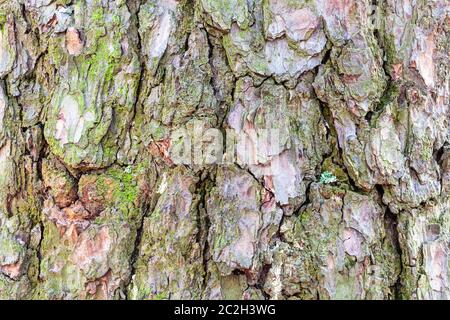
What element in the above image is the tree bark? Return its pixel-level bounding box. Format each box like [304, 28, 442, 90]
[0, 0, 448, 300]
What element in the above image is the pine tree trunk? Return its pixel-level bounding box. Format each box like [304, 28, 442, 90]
[0, 0, 448, 300]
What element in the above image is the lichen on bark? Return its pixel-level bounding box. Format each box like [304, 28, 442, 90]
[0, 0, 448, 300]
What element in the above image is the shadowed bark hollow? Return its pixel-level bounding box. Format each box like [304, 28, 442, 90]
[0, 0, 448, 300]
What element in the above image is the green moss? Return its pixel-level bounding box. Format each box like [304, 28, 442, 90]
[112, 14, 121, 27]
[379, 84, 399, 109]
[84, 39, 120, 85]
[153, 291, 168, 300]
[0, 12, 7, 25]
[108, 166, 144, 218]
[102, 145, 117, 160]
[334, 275, 358, 300]
[55, 0, 72, 5]
[91, 8, 105, 25]
[202, 0, 249, 29]
[48, 38, 65, 67]
[299, 209, 313, 225]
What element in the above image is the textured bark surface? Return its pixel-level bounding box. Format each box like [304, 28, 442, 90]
[0, 0, 448, 300]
